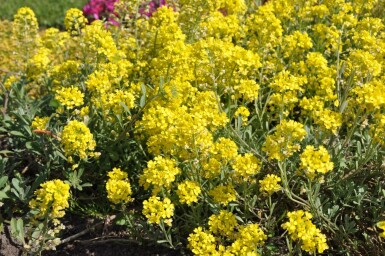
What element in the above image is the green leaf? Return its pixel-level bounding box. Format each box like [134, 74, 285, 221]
[0, 176, 8, 188]
[16, 218, 25, 243]
[9, 131, 25, 137]
[23, 125, 32, 136]
[10, 218, 17, 234]
[10, 218, 25, 244]
[0, 191, 9, 199]
[49, 98, 60, 108]
[0, 150, 13, 155]
[25, 141, 33, 150]
[119, 102, 131, 114]
[81, 182, 92, 188]
[11, 178, 20, 190]
[115, 216, 127, 226]
[140, 84, 147, 108]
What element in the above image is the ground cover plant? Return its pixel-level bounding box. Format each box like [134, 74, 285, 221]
[2, 0, 385, 255]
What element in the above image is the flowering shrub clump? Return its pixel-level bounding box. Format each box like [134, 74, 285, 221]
[3, 0, 385, 255]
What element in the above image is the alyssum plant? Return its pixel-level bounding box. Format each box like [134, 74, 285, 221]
[1, 0, 385, 255]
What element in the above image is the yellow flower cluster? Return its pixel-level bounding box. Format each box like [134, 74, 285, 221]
[139, 156, 180, 195]
[142, 196, 174, 226]
[263, 120, 307, 161]
[55, 86, 84, 110]
[13, 7, 38, 39]
[64, 8, 87, 35]
[187, 227, 217, 255]
[106, 168, 132, 204]
[176, 180, 201, 205]
[137, 87, 228, 159]
[213, 137, 239, 163]
[12, 7, 39, 73]
[299, 145, 334, 180]
[282, 210, 328, 254]
[208, 210, 237, 237]
[61, 120, 96, 159]
[229, 223, 267, 255]
[231, 153, 261, 182]
[209, 184, 237, 206]
[233, 79, 260, 101]
[82, 20, 120, 61]
[31, 116, 50, 130]
[283, 31, 313, 59]
[259, 174, 281, 196]
[3, 75, 18, 91]
[85, 61, 135, 117]
[6, 1, 385, 254]
[268, 71, 306, 116]
[234, 106, 250, 126]
[29, 179, 70, 219]
[188, 221, 267, 256]
[353, 79, 385, 112]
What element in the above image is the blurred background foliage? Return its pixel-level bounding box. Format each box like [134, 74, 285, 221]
[0, 0, 88, 28]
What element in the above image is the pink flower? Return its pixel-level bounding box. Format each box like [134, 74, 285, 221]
[83, 0, 173, 26]
[83, 0, 118, 23]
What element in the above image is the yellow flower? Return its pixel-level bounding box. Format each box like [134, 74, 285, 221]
[208, 210, 237, 237]
[282, 210, 328, 254]
[142, 196, 174, 226]
[299, 145, 334, 180]
[262, 120, 307, 161]
[55, 86, 84, 110]
[64, 8, 87, 35]
[106, 168, 132, 204]
[231, 153, 261, 182]
[230, 223, 267, 255]
[187, 227, 217, 255]
[139, 156, 181, 195]
[234, 106, 250, 126]
[13, 7, 38, 38]
[209, 184, 237, 206]
[29, 180, 70, 219]
[3, 76, 18, 91]
[233, 79, 260, 101]
[31, 116, 50, 130]
[377, 221, 385, 238]
[177, 180, 201, 205]
[259, 174, 281, 196]
[61, 120, 96, 159]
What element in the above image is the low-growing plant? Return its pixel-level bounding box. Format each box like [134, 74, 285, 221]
[2, 0, 385, 255]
